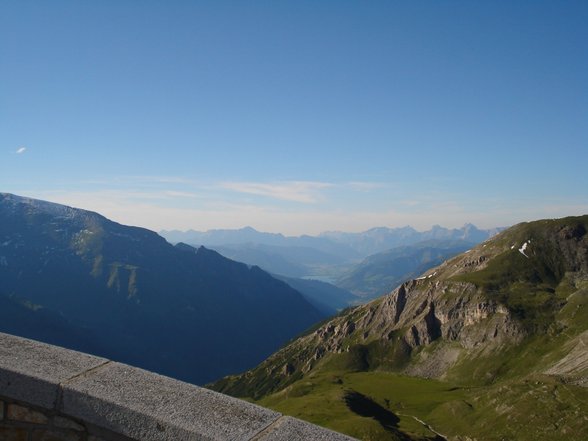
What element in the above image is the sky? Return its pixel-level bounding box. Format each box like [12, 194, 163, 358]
[1, 1, 587, 235]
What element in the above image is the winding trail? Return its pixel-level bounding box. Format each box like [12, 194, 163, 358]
[397, 412, 448, 441]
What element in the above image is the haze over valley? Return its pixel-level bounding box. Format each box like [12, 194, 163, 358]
[160, 224, 501, 308]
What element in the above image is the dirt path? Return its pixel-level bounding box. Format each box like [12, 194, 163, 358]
[397, 412, 448, 441]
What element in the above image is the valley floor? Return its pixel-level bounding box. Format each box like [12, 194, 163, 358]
[255, 371, 588, 441]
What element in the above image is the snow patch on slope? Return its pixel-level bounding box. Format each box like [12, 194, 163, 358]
[416, 271, 437, 281]
[518, 240, 531, 258]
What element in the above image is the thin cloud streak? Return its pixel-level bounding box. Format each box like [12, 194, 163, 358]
[79, 175, 204, 187]
[34, 189, 206, 207]
[16, 147, 26, 154]
[345, 181, 387, 191]
[220, 181, 334, 203]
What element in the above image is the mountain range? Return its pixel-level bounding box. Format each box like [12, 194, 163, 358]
[211, 215, 588, 441]
[319, 224, 503, 256]
[0, 193, 324, 384]
[160, 226, 361, 262]
[160, 224, 501, 262]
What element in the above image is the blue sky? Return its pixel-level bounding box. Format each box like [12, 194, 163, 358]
[2, 1, 587, 234]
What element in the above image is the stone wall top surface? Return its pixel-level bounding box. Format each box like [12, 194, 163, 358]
[0, 332, 356, 440]
[0, 332, 107, 409]
[62, 361, 280, 441]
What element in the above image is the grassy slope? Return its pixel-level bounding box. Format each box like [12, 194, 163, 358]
[257, 358, 588, 440]
[217, 217, 588, 440]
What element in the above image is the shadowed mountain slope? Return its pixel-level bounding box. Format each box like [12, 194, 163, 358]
[0, 193, 324, 384]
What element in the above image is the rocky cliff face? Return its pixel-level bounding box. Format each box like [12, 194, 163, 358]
[213, 215, 588, 398]
[254, 266, 524, 387]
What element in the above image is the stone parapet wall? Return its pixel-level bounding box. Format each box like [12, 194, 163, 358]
[0, 332, 355, 441]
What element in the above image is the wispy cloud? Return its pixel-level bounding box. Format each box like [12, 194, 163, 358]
[79, 175, 202, 187]
[345, 181, 386, 191]
[399, 200, 422, 207]
[16, 147, 27, 154]
[220, 181, 334, 203]
[34, 189, 205, 208]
